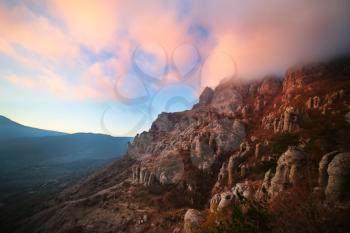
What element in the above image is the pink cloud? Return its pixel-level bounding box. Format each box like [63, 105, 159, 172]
[50, 0, 121, 52]
[2, 0, 350, 103]
[0, 4, 79, 63]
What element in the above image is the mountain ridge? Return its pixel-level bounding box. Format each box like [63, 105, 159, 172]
[0, 115, 66, 140]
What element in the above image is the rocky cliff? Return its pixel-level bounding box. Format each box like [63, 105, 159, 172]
[19, 57, 350, 233]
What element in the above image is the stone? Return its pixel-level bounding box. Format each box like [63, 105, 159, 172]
[209, 194, 221, 213]
[258, 77, 281, 96]
[240, 165, 247, 178]
[318, 151, 340, 192]
[143, 214, 148, 223]
[255, 143, 263, 159]
[283, 107, 298, 132]
[313, 96, 321, 108]
[190, 133, 214, 169]
[227, 156, 235, 187]
[183, 209, 205, 233]
[306, 97, 312, 109]
[211, 86, 242, 114]
[269, 147, 306, 198]
[232, 182, 252, 199]
[217, 191, 234, 212]
[198, 87, 214, 105]
[255, 97, 264, 112]
[325, 153, 350, 203]
[256, 170, 273, 199]
[250, 136, 258, 142]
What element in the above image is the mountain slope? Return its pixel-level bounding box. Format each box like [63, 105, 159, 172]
[16, 57, 350, 233]
[0, 117, 133, 233]
[0, 116, 66, 140]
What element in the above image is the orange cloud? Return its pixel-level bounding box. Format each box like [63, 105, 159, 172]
[50, 0, 121, 52]
[0, 4, 78, 63]
[2, 0, 350, 103]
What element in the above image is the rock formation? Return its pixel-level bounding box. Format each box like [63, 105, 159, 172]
[184, 209, 205, 233]
[268, 147, 307, 198]
[317, 152, 350, 204]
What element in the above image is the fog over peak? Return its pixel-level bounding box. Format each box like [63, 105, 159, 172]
[188, 0, 350, 83]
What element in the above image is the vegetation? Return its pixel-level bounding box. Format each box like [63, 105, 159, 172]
[200, 191, 272, 233]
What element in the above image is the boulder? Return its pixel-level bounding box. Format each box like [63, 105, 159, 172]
[318, 151, 340, 192]
[183, 209, 205, 233]
[269, 147, 306, 198]
[217, 191, 234, 212]
[325, 153, 350, 203]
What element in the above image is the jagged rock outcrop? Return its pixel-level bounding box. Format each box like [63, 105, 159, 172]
[210, 182, 252, 213]
[217, 191, 234, 212]
[326, 153, 350, 203]
[131, 164, 158, 187]
[268, 147, 307, 198]
[183, 209, 205, 233]
[210, 85, 242, 114]
[306, 96, 321, 109]
[213, 141, 252, 192]
[318, 151, 340, 193]
[258, 77, 282, 96]
[198, 86, 214, 106]
[256, 169, 274, 199]
[317, 152, 350, 204]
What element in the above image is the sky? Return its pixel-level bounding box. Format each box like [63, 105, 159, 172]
[1, 0, 350, 136]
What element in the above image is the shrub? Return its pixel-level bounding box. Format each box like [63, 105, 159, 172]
[270, 186, 350, 233]
[200, 192, 272, 233]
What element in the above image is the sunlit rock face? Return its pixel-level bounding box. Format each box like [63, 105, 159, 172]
[268, 147, 307, 198]
[210, 85, 243, 114]
[126, 81, 246, 185]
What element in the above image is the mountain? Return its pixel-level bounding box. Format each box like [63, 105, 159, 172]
[0, 117, 132, 232]
[13, 58, 350, 233]
[0, 116, 66, 140]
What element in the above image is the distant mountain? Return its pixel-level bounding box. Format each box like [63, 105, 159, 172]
[0, 115, 66, 140]
[0, 116, 133, 231]
[0, 133, 132, 174]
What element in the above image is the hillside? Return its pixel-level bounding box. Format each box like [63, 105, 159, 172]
[17, 57, 350, 233]
[0, 117, 132, 233]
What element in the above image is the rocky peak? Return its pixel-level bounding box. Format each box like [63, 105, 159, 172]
[197, 86, 214, 106]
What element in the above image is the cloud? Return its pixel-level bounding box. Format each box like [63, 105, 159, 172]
[50, 0, 121, 52]
[0, 4, 79, 63]
[1, 0, 350, 103]
[188, 0, 350, 80]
